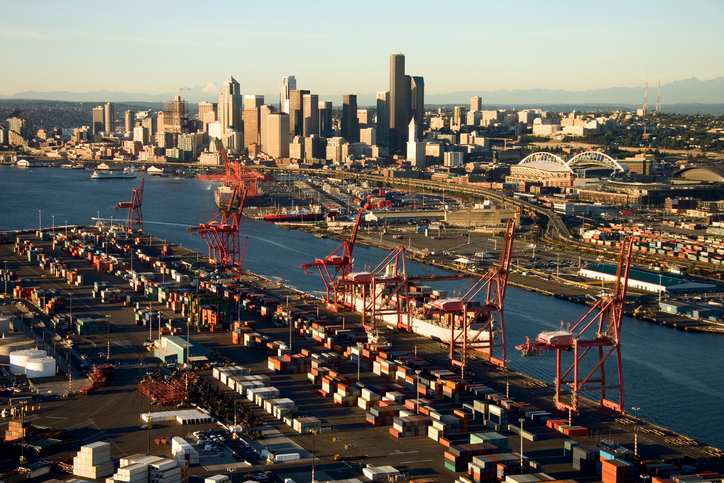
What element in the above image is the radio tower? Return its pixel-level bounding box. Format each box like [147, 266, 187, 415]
[643, 70, 648, 115]
[656, 70, 661, 114]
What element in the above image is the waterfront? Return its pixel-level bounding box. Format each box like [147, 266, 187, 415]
[2, 165, 724, 451]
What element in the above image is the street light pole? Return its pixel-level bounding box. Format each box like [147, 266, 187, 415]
[106, 315, 111, 360]
[415, 369, 421, 414]
[519, 418, 525, 473]
[38, 210, 41, 232]
[356, 342, 364, 381]
[632, 406, 640, 456]
[52, 215, 55, 237]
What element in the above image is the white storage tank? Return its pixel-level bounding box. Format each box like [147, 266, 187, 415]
[9, 349, 46, 374]
[25, 357, 56, 378]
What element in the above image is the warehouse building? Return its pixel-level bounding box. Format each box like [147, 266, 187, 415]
[579, 265, 716, 294]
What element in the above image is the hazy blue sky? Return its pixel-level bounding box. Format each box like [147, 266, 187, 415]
[1, 0, 723, 97]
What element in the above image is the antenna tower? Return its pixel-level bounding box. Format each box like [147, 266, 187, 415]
[656, 70, 661, 114]
[643, 70, 648, 115]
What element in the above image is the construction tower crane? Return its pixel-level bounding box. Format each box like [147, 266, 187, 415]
[301, 208, 366, 311]
[188, 185, 250, 269]
[113, 177, 145, 233]
[159, 86, 190, 99]
[425, 218, 516, 374]
[196, 141, 265, 200]
[516, 236, 634, 414]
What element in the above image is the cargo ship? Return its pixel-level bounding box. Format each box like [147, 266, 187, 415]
[214, 186, 240, 209]
[263, 205, 336, 222]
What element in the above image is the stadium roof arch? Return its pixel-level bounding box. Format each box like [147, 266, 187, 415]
[567, 151, 627, 173]
[674, 164, 724, 182]
[517, 152, 573, 173]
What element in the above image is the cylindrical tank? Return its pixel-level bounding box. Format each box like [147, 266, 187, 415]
[25, 357, 56, 378]
[9, 349, 46, 375]
[0, 337, 35, 363]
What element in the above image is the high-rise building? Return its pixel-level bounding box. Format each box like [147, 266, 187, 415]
[303, 93, 319, 137]
[288, 90, 309, 136]
[242, 95, 264, 148]
[259, 105, 276, 153]
[376, 91, 389, 147]
[162, 96, 188, 133]
[290, 136, 305, 159]
[453, 106, 467, 129]
[341, 95, 359, 143]
[133, 126, 148, 145]
[141, 116, 157, 140]
[410, 77, 424, 140]
[318, 101, 333, 138]
[104, 103, 115, 135]
[198, 102, 216, 132]
[280, 75, 296, 113]
[470, 96, 482, 112]
[389, 54, 409, 153]
[360, 127, 376, 146]
[267, 112, 290, 158]
[92, 106, 105, 135]
[124, 110, 135, 136]
[218, 76, 242, 132]
[357, 109, 370, 129]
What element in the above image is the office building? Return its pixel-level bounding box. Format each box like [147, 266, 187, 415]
[162, 97, 188, 133]
[452, 106, 467, 129]
[267, 112, 289, 158]
[471, 96, 482, 112]
[141, 116, 157, 140]
[326, 137, 345, 164]
[104, 103, 115, 134]
[198, 102, 216, 132]
[318, 101, 333, 138]
[444, 151, 464, 167]
[389, 54, 410, 153]
[133, 126, 148, 145]
[220, 129, 243, 156]
[357, 109, 370, 129]
[410, 76, 424, 140]
[124, 110, 135, 136]
[303, 93, 319, 136]
[406, 119, 426, 167]
[360, 127, 376, 147]
[290, 136, 305, 159]
[259, 105, 275, 153]
[376, 91, 389, 147]
[178, 133, 201, 161]
[341, 95, 359, 143]
[218, 76, 242, 133]
[304, 135, 326, 160]
[289, 89, 309, 136]
[242, 95, 264, 148]
[92, 106, 105, 135]
[280, 75, 296, 113]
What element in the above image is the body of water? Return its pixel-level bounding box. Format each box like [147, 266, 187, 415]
[1, 166, 722, 449]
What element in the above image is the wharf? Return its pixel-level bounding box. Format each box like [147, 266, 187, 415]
[1, 228, 723, 481]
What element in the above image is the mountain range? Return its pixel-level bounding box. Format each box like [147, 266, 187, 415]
[1, 76, 722, 109]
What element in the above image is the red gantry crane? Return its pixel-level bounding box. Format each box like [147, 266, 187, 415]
[114, 177, 145, 233]
[188, 185, 250, 270]
[516, 236, 634, 414]
[196, 142, 266, 202]
[301, 208, 366, 311]
[425, 218, 516, 373]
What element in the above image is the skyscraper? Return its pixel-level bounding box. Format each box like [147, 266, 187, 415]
[288, 90, 309, 136]
[389, 54, 409, 153]
[198, 102, 216, 132]
[341, 95, 359, 143]
[242, 95, 264, 148]
[406, 119, 425, 167]
[218, 76, 242, 132]
[267, 112, 290, 159]
[104, 103, 115, 135]
[376, 91, 389, 148]
[92, 106, 104, 135]
[410, 77, 424, 141]
[124, 110, 136, 136]
[259, 105, 276, 153]
[303, 93, 319, 137]
[470, 96, 482, 112]
[318, 101, 333, 138]
[280, 75, 296, 113]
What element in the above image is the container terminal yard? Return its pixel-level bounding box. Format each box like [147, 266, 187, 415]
[2, 216, 724, 483]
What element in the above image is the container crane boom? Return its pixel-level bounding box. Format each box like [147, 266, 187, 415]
[113, 177, 144, 233]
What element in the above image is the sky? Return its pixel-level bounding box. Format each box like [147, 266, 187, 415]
[1, 0, 723, 98]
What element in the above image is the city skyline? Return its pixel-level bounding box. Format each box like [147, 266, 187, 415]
[1, 0, 723, 100]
